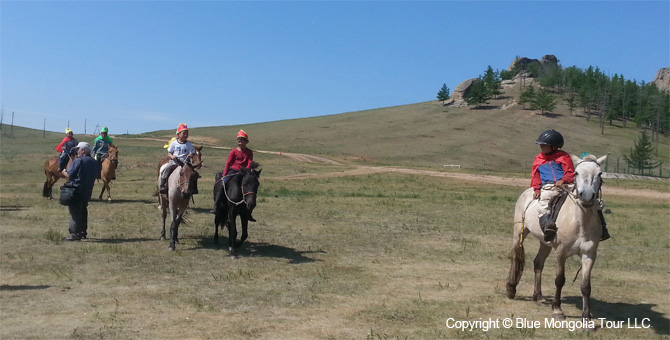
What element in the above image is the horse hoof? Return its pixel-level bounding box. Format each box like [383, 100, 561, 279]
[160, 236, 166, 240]
[552, 313, 566, 320]
[168, 246, 175, 251]
[230, 255, 238, 259]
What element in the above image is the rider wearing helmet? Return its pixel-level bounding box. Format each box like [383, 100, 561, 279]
[92, 127, 114, 163]
[56, 128, 79, 172]
[531, 129, 575, 242]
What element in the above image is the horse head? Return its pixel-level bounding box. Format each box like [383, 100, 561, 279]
[107, 145, 119, 167]
[571, 154, 607, 206]
[240, 162, 261, 211]
[191, 146, 203, 169]
[175, 158, 200, 200]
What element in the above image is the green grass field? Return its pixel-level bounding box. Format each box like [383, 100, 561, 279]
[1, 88, 669, 339]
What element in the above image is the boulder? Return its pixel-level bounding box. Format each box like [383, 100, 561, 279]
[508, 55, 559, 75]
[451, 78, 478, 101]
[653, 67, 670, 93]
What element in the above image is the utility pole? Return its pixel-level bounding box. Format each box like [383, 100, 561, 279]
[84, 119, 87, 135]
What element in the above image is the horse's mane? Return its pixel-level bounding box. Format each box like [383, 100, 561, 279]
[249, 161, 260, 170]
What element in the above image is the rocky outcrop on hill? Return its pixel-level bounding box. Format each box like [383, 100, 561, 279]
[653, 67, 670, 92]
[450, 78, 478, 101]
[508, 55, 559, 74]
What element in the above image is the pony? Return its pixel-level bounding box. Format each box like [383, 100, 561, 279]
[98, 145, 119, 202]
[42, 153, 74, 199]
[506, 154, 607, 330]
[213, 162, 261, 258]
[158, 158, 201, 251]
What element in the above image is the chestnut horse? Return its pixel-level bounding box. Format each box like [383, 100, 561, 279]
[98, 145, 119, 201]
[506, 154, 607, 330]
[42, 154, 73, 199]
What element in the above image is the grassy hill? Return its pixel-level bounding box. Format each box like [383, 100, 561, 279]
[3, 81, 669, 176]
[135, 82, 669, 175]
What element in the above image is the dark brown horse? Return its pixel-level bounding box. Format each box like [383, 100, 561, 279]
[158, 158, 201, 251]
[43, 154, 73, 199]
[213, 163, 261, 258]
[98, 145, 119, 201]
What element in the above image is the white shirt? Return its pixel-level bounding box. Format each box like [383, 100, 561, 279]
[167, 140, 195, 162]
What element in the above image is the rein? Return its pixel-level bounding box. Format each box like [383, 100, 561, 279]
[222, 173, 257, 206]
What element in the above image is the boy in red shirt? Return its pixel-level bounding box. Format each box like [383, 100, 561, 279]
[211, 130, 255, 220]
[531, 129, 575, 242]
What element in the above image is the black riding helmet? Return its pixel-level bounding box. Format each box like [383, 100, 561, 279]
[535, 129, 564, 148]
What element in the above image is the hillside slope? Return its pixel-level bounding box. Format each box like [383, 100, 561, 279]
[138, 82, 669, 173]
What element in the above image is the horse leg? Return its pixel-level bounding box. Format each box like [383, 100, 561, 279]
[99, 181, 106, 200]
[227, 210, 238, 258]
[169, 214, 182, 251]
[551, 253, 567, 320]
[214, 210, 221, 244]
[105, 182, 112, 202]
[160, 204, 167, 240]
[236, 218, 248, 248]
[580, 253, 597, 330]
[532, 243, 552, 303]
[506, 222, 529, 299]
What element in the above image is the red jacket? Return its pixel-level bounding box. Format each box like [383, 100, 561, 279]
[223, 147, 254, 176]
[531, 150, 575, 193]
[56, 136, 75, 153]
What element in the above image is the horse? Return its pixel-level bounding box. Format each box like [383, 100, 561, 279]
[158, 158, 201, 251]
[98, 145, 119, 202]
[42, 153, 74, 199]
[506, 154, 607, 330]
[213, 162, 261, 258]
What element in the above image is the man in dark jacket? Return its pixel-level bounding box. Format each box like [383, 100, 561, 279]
[62, 142, 101, 241]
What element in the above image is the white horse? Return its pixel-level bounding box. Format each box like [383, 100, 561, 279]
[158, 159, 200, 251]
[506, 154, 607, 330]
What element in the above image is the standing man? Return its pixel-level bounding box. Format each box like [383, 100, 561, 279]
[62, 142, 101, 241]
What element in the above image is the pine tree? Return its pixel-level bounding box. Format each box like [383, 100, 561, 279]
[464, 79, 491, 108]
[623, 130, 659, 175]
[518, 86, 536, 109]
[482, 66, 503, 99]
[533, 88, 557, 115]
[436, 83, 450, 104]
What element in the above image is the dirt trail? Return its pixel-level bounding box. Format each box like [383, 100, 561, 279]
[116, 137, 668, 200]
[269, 166, 669, 200]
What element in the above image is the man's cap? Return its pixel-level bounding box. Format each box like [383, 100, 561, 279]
[74, 142, 91, 152]
[101, 127, 108, 133]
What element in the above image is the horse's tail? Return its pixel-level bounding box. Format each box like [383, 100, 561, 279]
[506, 228, 526, 299]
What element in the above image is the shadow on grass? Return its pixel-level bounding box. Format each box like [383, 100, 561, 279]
[193, 238, 325, 264]
[85, 237, 157, 244]
[91, 198, 158, 204]
[0, 205, 31, 211]
[564, 296, 670, 335]
[0, 284, 51, 291]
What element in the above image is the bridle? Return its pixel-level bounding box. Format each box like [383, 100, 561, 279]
[222, 171, 258, 206]
[562, 159, 603, 203]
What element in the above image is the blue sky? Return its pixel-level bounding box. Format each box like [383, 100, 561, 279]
[2, 1, 668, 135]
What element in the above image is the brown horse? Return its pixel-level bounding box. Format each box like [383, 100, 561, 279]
[43, 154, 73, 199]
[158, 158, 201, 251]
[98, 145, 119, 202]
[506, 154, 607, 331]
